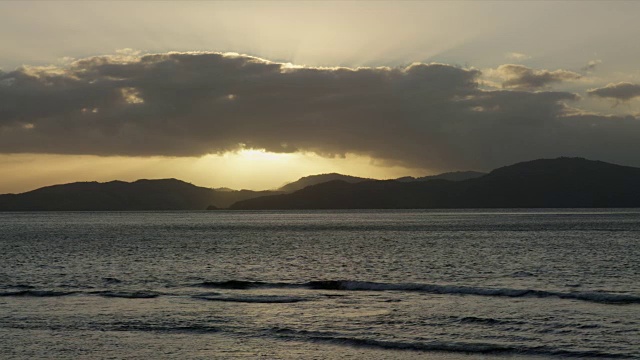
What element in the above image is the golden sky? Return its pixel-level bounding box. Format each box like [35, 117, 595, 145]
[1, 1, 640, 193]
[0, 152, 423, 194]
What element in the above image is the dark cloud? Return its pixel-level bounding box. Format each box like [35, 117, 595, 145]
[496, 64, 581, 90]
[1, 52, 639, 171]
[587, 82, 640, 102]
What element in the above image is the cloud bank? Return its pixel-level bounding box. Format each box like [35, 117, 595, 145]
[1, 52, 639, 170]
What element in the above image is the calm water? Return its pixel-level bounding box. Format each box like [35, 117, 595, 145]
[1, 210, 639, 359]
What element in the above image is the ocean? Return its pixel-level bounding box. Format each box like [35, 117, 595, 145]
[1, 210, 638, 359]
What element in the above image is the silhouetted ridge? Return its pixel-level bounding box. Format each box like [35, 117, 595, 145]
[230, 157, 640, 209]
[464, 157, 640, 208]
[277, 173, 371, 193]
[4, 157, 639, 210]
[0, 178, 280, 211]
[486, 157, 618, 177]
[397, 171, 486, 182]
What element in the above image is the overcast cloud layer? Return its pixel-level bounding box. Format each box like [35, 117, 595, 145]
[1, 52, 639, 170]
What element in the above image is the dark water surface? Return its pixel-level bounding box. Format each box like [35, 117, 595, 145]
[1, 210, 639, 359]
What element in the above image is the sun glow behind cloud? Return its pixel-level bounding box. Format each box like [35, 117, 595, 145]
[232, 149, 296, 163]
[2, 49, 640, 194]
[0, 151, 424, 194]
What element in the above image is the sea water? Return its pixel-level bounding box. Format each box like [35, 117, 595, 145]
[0, 210, 638, 359]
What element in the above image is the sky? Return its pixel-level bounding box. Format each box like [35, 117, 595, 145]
[2, 1, 640, 193]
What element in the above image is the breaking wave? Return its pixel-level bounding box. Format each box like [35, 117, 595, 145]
[306, 280, 640, 304]
[193, 280, 640, 305]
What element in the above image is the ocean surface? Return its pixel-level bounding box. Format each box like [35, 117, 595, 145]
[1, 209, 639, 359]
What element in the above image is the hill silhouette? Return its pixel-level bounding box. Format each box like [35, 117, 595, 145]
[277, 171, 485, 193]
[277, 173, 371, 193]
[395, 171, 486, 182]
[0, 179, 278, 211]
[3, 158, 640, 211]
[230, 158, 640, 209]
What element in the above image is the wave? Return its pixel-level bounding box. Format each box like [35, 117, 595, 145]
[196, 280, 269, 289]
[0, 289, 158, 299]
[306, 280, 640, 304]
[195, 280, 296, 289]
[110, 324, 221, 334]
[510, 271, 536, 278]
[0, 290, 76, 297]
[91, 291, 160, 299]
[0, 284, 35, 290]
[457, 316, 525, 326]
[193, 294, 308, 303]
[287, 334, 634, 359]
[102, 277, 122, 284]
[564, 292, 640, 304]
[194, 280, 640, 305]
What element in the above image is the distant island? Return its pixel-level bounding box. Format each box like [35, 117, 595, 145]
[1, 157, 640, 211]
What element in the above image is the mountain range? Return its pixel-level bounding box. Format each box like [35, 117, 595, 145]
[276, 170, 486, 192]
[1, 157, 639, 210]
[275, 173, 373, 193]
[231, 157, 640, 209]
